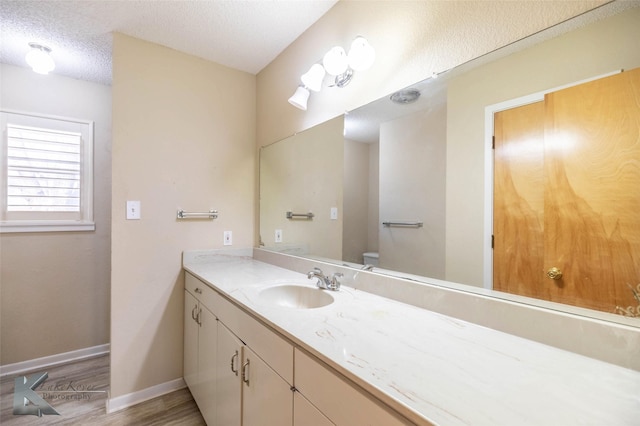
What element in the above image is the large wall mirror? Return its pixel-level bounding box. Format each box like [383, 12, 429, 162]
[260, 3, 640, 327]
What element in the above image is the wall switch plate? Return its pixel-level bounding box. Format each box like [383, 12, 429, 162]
[275, 229, 283, 243]
[126, 201, 141, 220]
[223, 231, 232, 246]
[330, 207, 338, 220]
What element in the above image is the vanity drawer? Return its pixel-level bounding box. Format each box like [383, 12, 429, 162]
[185, 272, 220, 312]
[294, 348, 413, 426]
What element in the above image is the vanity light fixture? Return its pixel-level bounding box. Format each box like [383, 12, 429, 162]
[288, 86, 311, 110]
[347, 36, 376, 71]
[288, 36, 375, 110]
[323, 46, 349, 76]
[25, 43, 55, 75]
[301, 64, 326, 92]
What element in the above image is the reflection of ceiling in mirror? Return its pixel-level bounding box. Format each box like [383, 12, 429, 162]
[343, 0, 640, 146]
[344, 76, 447, 144]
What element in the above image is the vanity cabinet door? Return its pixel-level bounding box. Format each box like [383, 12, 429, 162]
[198, 305, 218, 425]
[216, 322, 243, 426]
[183, 289, 199, 390]
[242, 345, 293, 426]
[294, 391, 334, 426]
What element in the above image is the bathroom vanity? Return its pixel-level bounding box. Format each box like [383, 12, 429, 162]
[183, 249, 639, 425]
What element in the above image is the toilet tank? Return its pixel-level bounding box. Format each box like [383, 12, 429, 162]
[362, 252, 379, 266]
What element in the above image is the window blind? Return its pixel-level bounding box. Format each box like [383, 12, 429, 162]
[6, 124, 82, 212]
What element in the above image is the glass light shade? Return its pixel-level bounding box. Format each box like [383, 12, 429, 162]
[348, 37, 375, 71]
[301, 64, 326, 92]
[288, 86, 310, 111]
[322, 46, 348, 76]
[26, 44, 55, 75]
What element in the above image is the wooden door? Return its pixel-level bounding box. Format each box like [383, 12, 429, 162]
[494, 68, 640, 313]
[493, 101, 545, 299]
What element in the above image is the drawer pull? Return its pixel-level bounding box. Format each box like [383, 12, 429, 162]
[194, 287, 202, 294]
[241, 359, 250, 386]
[230, 351, 239, 376]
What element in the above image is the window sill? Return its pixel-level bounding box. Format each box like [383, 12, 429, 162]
[0, 220, 96, 233]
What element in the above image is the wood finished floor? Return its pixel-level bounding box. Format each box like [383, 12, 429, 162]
[0, 354, 206, 425]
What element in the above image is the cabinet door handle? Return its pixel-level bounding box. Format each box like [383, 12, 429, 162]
[241, 359, 250, 386]
[191, 305, 198, 321]
[196, 308, 202, 326]
[230, 351, 239, 376]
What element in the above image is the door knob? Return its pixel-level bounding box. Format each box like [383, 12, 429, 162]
[547, 267, 563, 280]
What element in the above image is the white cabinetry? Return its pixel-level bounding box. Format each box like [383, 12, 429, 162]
[184, 275, 219, 425]
[185, 271, 408, 426]
[184, 272, 293, 425]
[215, 322, 242, 425]
[294, 348, 412, 426]
[293, 391, 334, 426]
[183, 289, 199, 390]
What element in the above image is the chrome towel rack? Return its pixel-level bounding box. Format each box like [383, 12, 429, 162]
[382, 221, 423, 228]
[286, 211, 314, 220]
[177, 209, 218, 220]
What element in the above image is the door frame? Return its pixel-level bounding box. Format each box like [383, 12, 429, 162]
[482, 70, 621, 290]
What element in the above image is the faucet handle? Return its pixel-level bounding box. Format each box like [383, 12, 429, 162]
[330, 272, 343, 290]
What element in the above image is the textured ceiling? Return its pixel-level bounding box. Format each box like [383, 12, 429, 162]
[0, 0, 337, 85]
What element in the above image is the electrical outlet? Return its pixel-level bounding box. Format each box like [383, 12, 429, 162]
[223, 231, 232, 246]
[330, 207, 338, 220]
[275, 229, 283, 243]
[126, 201, 141, 220]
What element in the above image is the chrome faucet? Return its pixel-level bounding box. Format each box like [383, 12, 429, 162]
[307, 267, 343, 291]
[361, 264, 375, 271]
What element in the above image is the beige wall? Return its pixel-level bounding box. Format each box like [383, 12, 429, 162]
[260, 116, 343, 259]
[343, 138, 370, 263]
[0, 63, 111, 365]
[379, 107, 446, 277]
[446, 6, 640, 287]
[256, 0, 605, 148]
[368, 142, 379, 254]
[110, 34, 255, 398]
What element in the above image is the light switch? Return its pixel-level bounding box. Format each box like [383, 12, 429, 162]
[275, 229, 283, 243]
[224, 231, 232, 246]
[126, 201, 141, 220]
[330, 207, 338, 220]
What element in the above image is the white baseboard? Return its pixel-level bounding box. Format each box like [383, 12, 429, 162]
[0, 343, 110, 378]
[106, 377, 186, 414]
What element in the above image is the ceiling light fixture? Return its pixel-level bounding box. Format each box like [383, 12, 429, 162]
[390, 88, 421, 104]
[288, 36, 375, 111]
[26, 43, 55, 75]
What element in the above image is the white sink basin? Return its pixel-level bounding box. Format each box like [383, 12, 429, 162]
[258, 284, 334, 309]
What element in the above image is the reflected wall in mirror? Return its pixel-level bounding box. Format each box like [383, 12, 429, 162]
[259, 4, 640, 326]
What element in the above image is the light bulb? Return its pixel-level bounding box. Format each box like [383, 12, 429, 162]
[348, 37, 375, 71]
[301, 64, 325, 92]
[288, 86, 310, 111]
[322, 46, 348, 76]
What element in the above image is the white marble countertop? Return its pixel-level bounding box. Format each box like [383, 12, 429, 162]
[183, 250, 640, 426]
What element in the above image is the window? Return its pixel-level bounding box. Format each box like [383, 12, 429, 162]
[1, 110, 94, 232]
